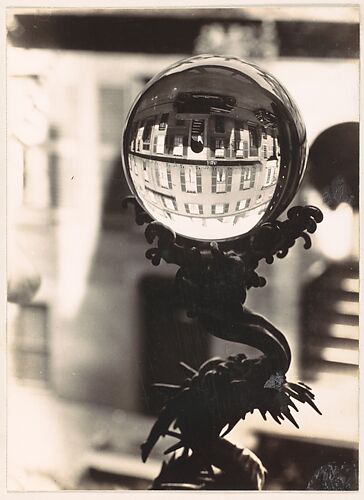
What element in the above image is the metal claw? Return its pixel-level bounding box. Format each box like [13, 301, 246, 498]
[179, 361, 198, 375]
[164, 441, 185, 455]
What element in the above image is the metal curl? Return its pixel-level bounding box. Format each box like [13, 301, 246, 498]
[306, 216, 318, 234]
[287, 205, 303, 219]
[259, 276, 267, 287]
[306, 205, 324, 223]
[122, 196, 152, 225]
[250, 272, 261, 288]
[121, 195, 137, 210]
[210, 241, 223, 256]
[145, 221, 176, 245]
[145, 247, 158, 259]
[145, 247, 163, 266]
[250, 222, 282, 254]
[301, 233, 312, 249]
[276, 248, 289, 259]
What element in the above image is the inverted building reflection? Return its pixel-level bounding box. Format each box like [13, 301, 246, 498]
[126, 74, 281, 240]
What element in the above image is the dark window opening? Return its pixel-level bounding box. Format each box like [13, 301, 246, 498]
[215, 116, 225, 133]
[159, 113, 169, 130]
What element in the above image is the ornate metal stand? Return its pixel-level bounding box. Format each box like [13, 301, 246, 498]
[123, 196, 323, 490]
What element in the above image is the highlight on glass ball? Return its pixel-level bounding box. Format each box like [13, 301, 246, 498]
[122, 55, 307, 241]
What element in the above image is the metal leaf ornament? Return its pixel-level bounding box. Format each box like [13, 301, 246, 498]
[142, 354, 321, 489]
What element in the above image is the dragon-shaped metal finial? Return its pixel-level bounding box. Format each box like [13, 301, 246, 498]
[123, 198, 323, 489]
[141, 353, 321, 489]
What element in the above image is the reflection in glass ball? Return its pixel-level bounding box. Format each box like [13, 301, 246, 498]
[122, 55, 307, 241]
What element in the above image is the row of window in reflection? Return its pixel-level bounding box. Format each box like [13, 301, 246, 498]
[144, 196, 271, 225]
[129, 158, 279, 194]
[147, 191, 254, 215]
[128, 155, 277, 223]
[129, 112, 279, 161]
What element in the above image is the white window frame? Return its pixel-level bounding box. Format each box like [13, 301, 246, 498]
[241, 168, 253, 190]
[173, 135, 183, 156]
[159, 163, 169, 188]
[216, 167, 227, 192]
[185, 165, 198, 193]
[143, 163, 150, 182]
[188, 203, 200, 215]
[215, 203, 225, 215]
[237, 199, 249, 210]
[156, 134, 165, 154]
[148, 190, 156, 203]
[164, 197, 175, 210]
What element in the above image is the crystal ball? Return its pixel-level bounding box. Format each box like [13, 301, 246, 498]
[122, 55, 307, 241]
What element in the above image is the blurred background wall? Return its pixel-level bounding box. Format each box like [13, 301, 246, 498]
[6, 6, 359, 490]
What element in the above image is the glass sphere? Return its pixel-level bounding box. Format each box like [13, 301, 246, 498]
[122, 55, 307, 241]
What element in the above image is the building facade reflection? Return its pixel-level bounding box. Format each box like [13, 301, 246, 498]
[127, 108, 280, 240]
[121, 57, 308, 241]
